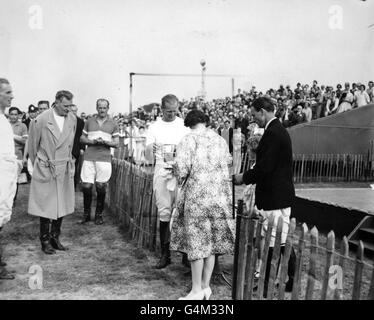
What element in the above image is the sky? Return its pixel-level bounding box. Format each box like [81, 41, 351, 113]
[0, 0, 373, 115]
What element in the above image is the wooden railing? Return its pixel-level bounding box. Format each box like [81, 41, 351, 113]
[108, 159, 158, 251]
[232, 198, 374, 300]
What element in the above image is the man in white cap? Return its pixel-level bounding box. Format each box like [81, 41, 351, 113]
[0, 78, 19, 279]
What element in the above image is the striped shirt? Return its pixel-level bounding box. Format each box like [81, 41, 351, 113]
[82, 116, 119, 162]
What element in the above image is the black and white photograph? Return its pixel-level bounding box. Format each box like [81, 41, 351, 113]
[0, 0, 374, 306]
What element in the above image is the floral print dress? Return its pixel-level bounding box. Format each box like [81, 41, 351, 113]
[170, 127, 236, 261]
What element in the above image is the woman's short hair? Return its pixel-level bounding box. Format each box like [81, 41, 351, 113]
[184, 109, 207, 128]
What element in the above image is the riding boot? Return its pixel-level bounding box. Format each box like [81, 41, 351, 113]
[81, 185, 92, 224]
[0, 243, 6, 267]
[50, 218, 67, 251]
[40, 217, 55, 254]
[95, 186, 106, 225]
[155, 221, 171, 269]
[182, 253, 190, 268]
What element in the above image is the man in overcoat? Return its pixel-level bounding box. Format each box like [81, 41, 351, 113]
[28, 90, 77, 254]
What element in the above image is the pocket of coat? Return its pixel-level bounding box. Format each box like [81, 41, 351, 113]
[33, 161, 52, 183]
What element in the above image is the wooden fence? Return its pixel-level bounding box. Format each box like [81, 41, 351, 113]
[107, 159, 159, 251]
[232, 198, 374, 300]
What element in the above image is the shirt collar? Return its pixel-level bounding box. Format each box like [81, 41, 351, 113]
[265, 117, 277, 131]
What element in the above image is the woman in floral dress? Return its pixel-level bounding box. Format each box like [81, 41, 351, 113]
[170, 110, 235, 300]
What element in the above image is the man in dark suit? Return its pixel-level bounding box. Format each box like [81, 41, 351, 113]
[70, 104, 85, 188]
[234, 96, 296, 298]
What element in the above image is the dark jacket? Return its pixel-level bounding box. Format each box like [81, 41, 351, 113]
[243, 118, 295, 210]
[72, 116, 85, 160]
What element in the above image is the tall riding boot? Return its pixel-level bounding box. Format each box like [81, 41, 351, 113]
[50, 218, 67, 251]
[95, 186, 106, 225]
[155, 221, 171, 269]
[40, 217, 55, 254]
[81, 185, 93, 224]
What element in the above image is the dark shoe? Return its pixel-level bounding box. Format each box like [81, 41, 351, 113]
[0, 260, 6, 267]
[50, 236, 68, 251]
[79, 212, 91, 224]
[0, 268, 15, 280]
[41, 240, 56, 254]
[285, 280, 293, 292]
[155, 253, 171, 269]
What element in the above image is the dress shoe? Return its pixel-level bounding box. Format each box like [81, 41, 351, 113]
[155, 253, 171, 269]
[41, 240, 56, 254]
[79, 214, 90, 224]
[178, 290, 205, 300]
[50, 236, 68, 251]
[285, 280, 293, 292]
[0, 268, 15, 280]
[203, 287, 212, 300]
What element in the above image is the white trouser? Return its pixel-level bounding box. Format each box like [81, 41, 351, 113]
[153, 165, 177, 222]
[259, 207, 291, 247]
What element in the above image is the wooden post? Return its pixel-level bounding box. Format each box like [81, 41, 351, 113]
[368, 259, 374, 300]
[291, 223, 308, 300]
[352, 241, 365, 300]
[243, 214, 256, 300]
[235, 202, 251, 300]
[305, 226, 319, 299]
[278, 218, 296, 300]
[267, 216, 284, 299]
[321, 231, 335, 300]
[334, 236, 348, 300]
[300, 155, 305, 183]
[232, 199, 243, 300]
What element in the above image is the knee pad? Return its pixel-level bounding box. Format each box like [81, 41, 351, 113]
[96, 182, 107, 194]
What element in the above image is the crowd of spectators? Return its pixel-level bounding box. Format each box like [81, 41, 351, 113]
[7, 80, 373, 162]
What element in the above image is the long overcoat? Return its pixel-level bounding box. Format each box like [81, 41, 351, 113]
[28, 109, 77, 220]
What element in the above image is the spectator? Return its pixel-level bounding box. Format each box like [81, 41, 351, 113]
[302, 101, 312, 122]
[37, 100, 50, 114]
[23, 104, 38, 130]
[218, 120, 233, 154]
[354, 84, 370, 108]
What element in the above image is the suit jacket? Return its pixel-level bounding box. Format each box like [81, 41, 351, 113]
[28, 109, 77, 219]
[72, 116, 85, 160]
[243, 118, 295, 210]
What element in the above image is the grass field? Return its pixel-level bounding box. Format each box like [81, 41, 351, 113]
[0, 184, 233, 300]
[0, 183, 372, 300]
